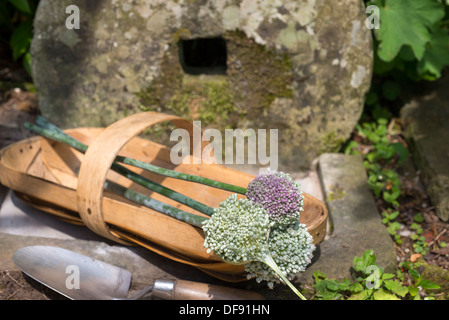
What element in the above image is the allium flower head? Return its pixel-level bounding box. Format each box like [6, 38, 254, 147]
[246, 170, 304, 227]
[244, 222, 315, 288]
[202, 194, 273, 264]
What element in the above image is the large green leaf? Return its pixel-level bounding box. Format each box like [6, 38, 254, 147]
[8, 0, 31, 14]
[417, 26, 449, 80]
[10, 19, 32, 61]
[370, 0, 446, 61]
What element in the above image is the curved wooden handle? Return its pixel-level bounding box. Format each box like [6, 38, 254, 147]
[153, 279, 265, 300]
[173, 280, 265, 300]
[76, 112, 207, 244]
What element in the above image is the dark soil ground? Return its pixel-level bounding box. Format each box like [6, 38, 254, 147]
[0, 270, 67, 300]
[391, 165, 449, 270]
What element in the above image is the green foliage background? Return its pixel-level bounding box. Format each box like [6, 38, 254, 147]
[0, 0, 39, 76]
[364, 0, 449, 120]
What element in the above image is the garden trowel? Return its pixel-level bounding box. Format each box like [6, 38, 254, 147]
[12, 245, 264, 300]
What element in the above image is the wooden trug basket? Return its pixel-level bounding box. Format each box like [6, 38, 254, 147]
[0, 112, 328, 282]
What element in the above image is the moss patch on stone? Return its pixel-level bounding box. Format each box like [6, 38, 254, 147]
[136, 43, 183, 111]
[137, 30, 294, 122]
[224, 30, 294, 114]
[420, 262, 449, 299]
[319, 131, 346, 154]
[135, 29, 297, 166]
[326, 184, 347, 202]
[166, 75, 237, 127]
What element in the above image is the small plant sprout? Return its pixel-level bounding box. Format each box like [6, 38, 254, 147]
[202, 195, 315, 300]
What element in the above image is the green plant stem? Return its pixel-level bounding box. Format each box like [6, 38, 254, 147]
[117, 156, 246, 194]
[34, 116, 247, 195]
[24, 121, 215, 216]
[104, 180, 207, 228]
[263, 254, 307, 300]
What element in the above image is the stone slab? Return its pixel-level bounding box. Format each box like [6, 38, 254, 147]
[401, 75, 449, 222]
[298, 153, 397, 283]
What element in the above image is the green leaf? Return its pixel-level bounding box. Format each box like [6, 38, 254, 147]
[349, 282, 364, 293]
[353, 250, 377, 274]
[313, 270, 327, 282]
[389, 211, 399, 220]
[316, 290, 343, 300]
[382, 273, 396, 280]
[372, 47, 396, 74]
[390, 142, 409, 164]
[8, 0, 31, 14]
[10, 19, 32, 61]
[414, 213, 424, 223]
[373, 288, 401, 300]
[408, 285, 419, 296]
[417, 279, 440, 290]
[417, 26, 449, 80]
[344, 140, 359, 155]
[324, 280, 342, 292]
[371, 0, 446, 61]
[22, 51, 32, 76]
[384, 279, 409, 297]
[387, 222, 401, 236]
[348, 290, 371, 300]
[409, 268, 420, 280]
[371, 105, 392, 121]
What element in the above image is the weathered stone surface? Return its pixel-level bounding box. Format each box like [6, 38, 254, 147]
[401, 75, 449, 222]
[31, 0, 372, 169]
[298, 153, 396, 283]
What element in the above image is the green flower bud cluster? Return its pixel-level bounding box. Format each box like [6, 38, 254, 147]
[245, 223, 315, 288]
[202, 194, 273, 264]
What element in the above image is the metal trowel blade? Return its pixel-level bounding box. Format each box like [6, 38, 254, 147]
[12, 245, 132, 300]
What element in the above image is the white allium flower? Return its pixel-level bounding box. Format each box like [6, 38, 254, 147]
[244, 223, 315, 285]
[202, 194, 273, 264]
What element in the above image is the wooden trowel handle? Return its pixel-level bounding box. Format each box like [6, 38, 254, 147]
[152, 279, 265, 300]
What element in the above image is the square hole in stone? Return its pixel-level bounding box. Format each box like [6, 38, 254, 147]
[178, 37, 227, 75]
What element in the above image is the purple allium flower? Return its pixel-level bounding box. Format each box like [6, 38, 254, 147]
[245, 170, 304, 226]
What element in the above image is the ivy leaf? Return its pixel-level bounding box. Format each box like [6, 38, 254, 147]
[370, 0, 446, 61]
